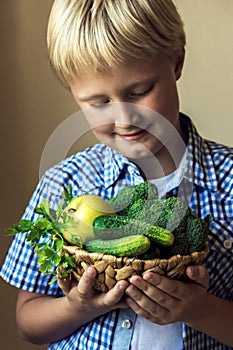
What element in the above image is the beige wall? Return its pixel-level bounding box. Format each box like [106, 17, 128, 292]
[1, 1, 232, 349]
[0, 2, 75, 349]
[177, 0, 233, 146]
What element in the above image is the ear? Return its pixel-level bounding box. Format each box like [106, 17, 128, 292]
[174, 48, 185, 80]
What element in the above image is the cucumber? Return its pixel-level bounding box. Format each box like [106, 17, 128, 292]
[93, 215, 174, 247]
[138, 241, 161, 260]
[84, 235, 150, 257]
[143, 225, 174, 246]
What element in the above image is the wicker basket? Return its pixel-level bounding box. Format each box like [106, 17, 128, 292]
[63, 244, 209, 292]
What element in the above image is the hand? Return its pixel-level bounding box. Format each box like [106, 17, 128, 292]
[58, 267, 129, 320]
[125, 265, 209, 325]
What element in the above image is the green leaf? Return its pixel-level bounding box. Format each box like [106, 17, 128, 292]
[63, 255, 76, 268]
[49, 276, 58, 284]
[34, 242, 44, 252]
[54, 239, 63, 252]
[39, 261, 53, 273]
[5, 186, 77, 283]
[26, 229, 41, 244]
[7, 219, 34, 235]
[56, 199, 65, 220]
[35, 200, 54, 221]
[53, 254, 61, 266]
[62, 185, 73, 203]
[34, 218, 53, 231]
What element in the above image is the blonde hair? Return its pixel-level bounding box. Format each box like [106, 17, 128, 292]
[47, 0, 186, 87]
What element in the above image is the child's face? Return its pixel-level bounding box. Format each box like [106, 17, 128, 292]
[70, 54, 184, 160]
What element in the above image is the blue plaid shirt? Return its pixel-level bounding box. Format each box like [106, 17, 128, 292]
[1, 114, 233, 349]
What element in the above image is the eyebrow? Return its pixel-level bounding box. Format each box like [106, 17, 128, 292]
[77, 94, 108, 102]
[76, 75, 157, 102]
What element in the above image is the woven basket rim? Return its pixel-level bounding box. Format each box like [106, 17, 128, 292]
[63, 242, 209, 264]
[62, 243, 209, 292]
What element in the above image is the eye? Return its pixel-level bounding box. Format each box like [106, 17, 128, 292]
[130, 85, 154, 99]
[91, 99, 111, 109]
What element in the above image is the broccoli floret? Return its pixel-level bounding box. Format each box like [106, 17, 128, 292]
[164, 212, 209, 257]
[162, 197, 190, 231]
[163, 230, 190, 257]
[108, 182, 158, 217]
[126, 198, 147, 218]
[107, 186, 134, 212]
[141, 196, 189, 231]
[146, 182, 159, 200]
[186, 215, 209, 253]
[139, 198, 165, 224]
[138, 241, 161, 260]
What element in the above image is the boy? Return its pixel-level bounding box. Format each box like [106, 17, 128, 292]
[1, 0, 233, 349]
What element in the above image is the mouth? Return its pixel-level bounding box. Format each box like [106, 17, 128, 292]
[117, 129, 148, 141]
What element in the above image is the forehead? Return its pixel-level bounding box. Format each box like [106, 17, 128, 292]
[70, 56, 172, 97]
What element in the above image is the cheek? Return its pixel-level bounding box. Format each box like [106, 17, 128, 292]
[146, 79, 179, 116]
[90, 123, 114, 141]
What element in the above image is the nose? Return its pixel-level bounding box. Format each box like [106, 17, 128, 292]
[114, 102, 137, 128]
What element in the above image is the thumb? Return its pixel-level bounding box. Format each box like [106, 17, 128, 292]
[186, 265, 209, 289]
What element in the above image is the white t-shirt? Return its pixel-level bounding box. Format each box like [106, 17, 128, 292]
[130, 153, 187, 350]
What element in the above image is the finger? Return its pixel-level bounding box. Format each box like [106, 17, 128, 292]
[129, 275, 179, 308]
[102, 281, 129, 308]
[142, 273, 184, 300]
[58, 275, 76, 295]
[186, 265, 209, 288]
[57, 266, 76, 295]
[125, 293, 170, 324]
[77, 266, 97, 295]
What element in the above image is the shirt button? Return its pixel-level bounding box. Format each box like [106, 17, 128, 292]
[121, 319, 132, 329]
[223, 239, 232, 249]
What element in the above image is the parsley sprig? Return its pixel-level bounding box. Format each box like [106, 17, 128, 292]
[7, 186, 77, 283]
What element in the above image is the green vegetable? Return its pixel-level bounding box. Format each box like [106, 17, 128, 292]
[138, 241, 161, 260]
[93, 214, 174, 246]
[125, 198, 148, 219]
[84, 235, 151, 257]
[140, 196, 190, 231]
[7, 195, 77, 281]
[105, 184, 210, 258]
[185, 214, 209, 253]
[162, 231, 190, 257]
[108, 182, 158, 217]
[162, 211, 210, 258]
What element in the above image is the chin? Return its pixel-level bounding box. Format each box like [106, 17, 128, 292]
[104, 138, 162, 159]
[118, 146, 157, 160]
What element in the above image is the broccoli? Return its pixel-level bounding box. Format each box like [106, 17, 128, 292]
[163, 212, 209, 257]
[186, 215, 209, 253]
[138, 241, 161, 260]
[108, 182, 158, 217]
[139, 198, 165, 224]
[107, 184, 209, 258]
[139, 196, 189, 231]
[163, 231, 190, 257]
[126, 198, 147, 218]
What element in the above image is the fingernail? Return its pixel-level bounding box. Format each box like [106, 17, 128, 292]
[145, 272, 161, 286]
[87, 267, 95, 276]
[188, 266, 198, 278]
[118, 283, 125, 291]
